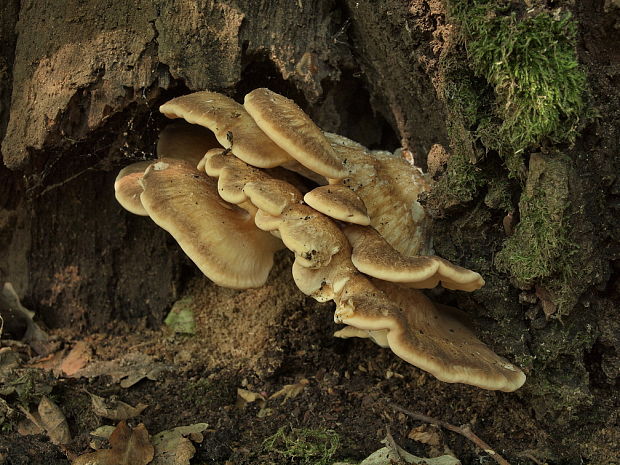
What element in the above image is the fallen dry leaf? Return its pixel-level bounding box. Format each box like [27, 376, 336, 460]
[164, 298, 196, 335]
[356, 447, 461, 465]
[73, 421, 154, 465]
[235, 388, 266, 409]
[38, 396, 71, 444]
[61, 341, 92, 376]
[408, 424, 442, 446]
[0, 347, 21, 375]
[151, 423, 209, 465]
[89, 426, 117, 450]
[17, 411, 45, 436]
[152, 436, 195, 465]
[269, 378, 309, 403]
[87, 391, 148, 420]
[28, 350, 66, 376]
[352, 436, 461, 465]
[17, 397, 71, 445]
[535, 285, 557, 319]
[75, 352, 169, 388]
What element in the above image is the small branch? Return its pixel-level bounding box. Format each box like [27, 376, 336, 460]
[35, 166, 96, 197]
[519, 451, 547, 465]
[392, 404, 512, 465]
[384, 425, 407, 465]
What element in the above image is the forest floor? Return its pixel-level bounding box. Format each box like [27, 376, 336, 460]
[1, 253, 608, 465]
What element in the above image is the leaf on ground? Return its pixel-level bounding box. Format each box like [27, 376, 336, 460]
[89, 426, 117, 450]
[17, 411, 45, 436]
[269, 378, 309, 403]
[38, 396, 71, 444]
[152, 436, 195, 465]
[73, 421, 154, 465]
[151, 423, 209, 465]
[75, 352, 170, 388]
[61, 341, 92, 376]
[355, 440, 461, 465]
[28, 350, 66, 376]
[87, 391, 148, 420]
[236, 388, 266, 409]
[0, 347, 21, 376]
[164, 298, 196, 335]
[408, 424, 442, 446]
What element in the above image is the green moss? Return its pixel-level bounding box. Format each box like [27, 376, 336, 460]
[496, 189, 568, 281]
[448, 0, 586, 177]
[495, 153, 573, 285]
[262, 426, 340, 465]
[495, 154, 579, 302]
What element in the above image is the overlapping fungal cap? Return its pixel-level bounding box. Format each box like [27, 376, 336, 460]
[324, 132, 431, 257]
[334, 278, 526, 392]
[139, 158, 282, 289]
[156, 120, 221, 167]
[159, 89, 430, 257]
[114, 161, 152, 216]
[196, 144, 525, 391]
[304, 185, 370, 225]
[113, 88, 526, 391]
[344, 225, 485, 291]
[244, 88, 346, 180]
[160, 91, 291, 168]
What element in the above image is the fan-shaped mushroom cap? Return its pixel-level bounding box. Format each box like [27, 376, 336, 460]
[114, 161, 152, 216]
[333, 326, 389, 348]
[291, 248, 354, 302]
[139, 158, 281, 289]
[334, 278, 526, 392]
[324, 132, 431, 257]
[243, 179, 303, 216]
[157, 120, 221, 167]
[275, 204, 348, 269]
[344, 225, 485, 292]
[160, 91, 291, 168]
[193, 140, 523, 390]
[244, 88, 346, 179]
[304, 185, 370, 226]
[203, 148, 303, 216]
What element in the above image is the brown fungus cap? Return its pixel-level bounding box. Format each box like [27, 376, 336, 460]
[114, 161, 152, 216]
[139, 158, 281, 289]
[156, 120, 221, 167]
[244, 88, 346, 179]
[203, 148, 303, 216]
[333, 326, 389, 348]
[324, 132, 431, 257]
[275, 204, 348, 269]
[344, 225, 485, 291]
[192, 140, 523, 390]
[334, 278, 526, 392]
[160, 91, 291, 168]
[304, 185, 370, 226]
[243, 179, 303, 216]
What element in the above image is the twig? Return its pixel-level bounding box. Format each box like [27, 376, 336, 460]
[384, 425, 407, 465]
[35, 166, 96, 197]
[520, 451, 546, 465]
[392, 404, 512, 465]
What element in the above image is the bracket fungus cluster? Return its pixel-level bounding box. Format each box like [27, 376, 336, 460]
[114, 88, 526, 392]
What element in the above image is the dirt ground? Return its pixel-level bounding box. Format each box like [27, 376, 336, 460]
[0, 264, 561, 465]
